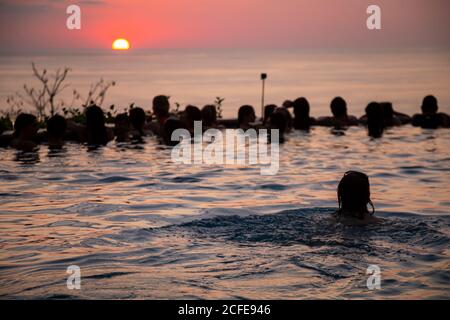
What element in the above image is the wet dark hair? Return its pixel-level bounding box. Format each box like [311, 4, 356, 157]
[13, 113, 37, 138]
[86, 105, 105, 127]
[153, 95, 170, 118]
[201, 105, 217, 127]
[238, 105, 255, 126]
[129, 107, 146, 134]
[330, 97, 347, 117]
[421, 95, 438, 114]
[183, 105, 202, 129]
[185, 105, 202, 120]
[380, 102, 394, 120]
[269, 111, 287, 143]
[365, 102, 384, 138]
[85, 105, 108, 145]
[293, 97, 310, 130]
[47, 114, 67, 139]
[276, 107, 292, 129]
[337, 171, 374, 220]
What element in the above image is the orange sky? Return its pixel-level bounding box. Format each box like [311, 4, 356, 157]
[0, 0, 449, 51]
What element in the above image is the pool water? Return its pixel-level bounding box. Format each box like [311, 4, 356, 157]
[0, 125, 449, 299]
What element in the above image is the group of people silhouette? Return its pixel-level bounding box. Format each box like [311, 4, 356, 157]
[1, 94, 448, 151]
[1, 94, 447, 225]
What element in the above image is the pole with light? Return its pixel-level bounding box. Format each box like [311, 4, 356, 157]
[260, 73, 267, 122]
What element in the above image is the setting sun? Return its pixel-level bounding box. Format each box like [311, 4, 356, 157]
[112, 38, 130, 50]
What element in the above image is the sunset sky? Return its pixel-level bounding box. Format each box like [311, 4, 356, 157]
[0, 0, 449, 51]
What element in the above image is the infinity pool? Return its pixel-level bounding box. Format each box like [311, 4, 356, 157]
[0, 126, 449, 299]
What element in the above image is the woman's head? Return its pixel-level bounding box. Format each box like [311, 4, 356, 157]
[14, 113, 38, 139]
[85, 105, 108, 145]
[47, 114, 67, 140]
[365, 102, 384, 138]
[238, 105, 256, 127]
[201, 105, 217, 127]
[152, 95, 170, 119]
[337, 171, 373, 219]
[330, 97, 347, 118]
[381, 102, 394, 120]
[181, 105, 202, 130]
[129, 107, 146, 135]
[85, 105, 105, 129]
[293, 97, 310, 118]
[268, 110, 288, 143]
[292, 98, 312, 130]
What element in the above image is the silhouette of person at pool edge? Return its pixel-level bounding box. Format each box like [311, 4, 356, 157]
[412, 95, 450, 129]
[201, 104, 220, 129]
[114, 113, 131, 142]
[11, 113, 39, 151]
[292, 97, 316, 130]
[317, 97, 358, 129]
[46, 114, 67, 149]
[129, 106, 147, 141]
[238, 105, 256, 130]
[85, 105, 114, 146]
[151, 95, 170, 135]
[181, 105, 202, 133]
[365, 102, 384, 138]
[331, 171, 381, 225]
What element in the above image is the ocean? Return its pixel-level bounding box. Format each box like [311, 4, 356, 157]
[1, 48, 449, 118]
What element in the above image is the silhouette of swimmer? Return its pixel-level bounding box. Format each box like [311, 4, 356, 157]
[293, 97, 316, 130]
[317, 97, 358, 128]
[268, 109, 288, 143]
[365, 102, 384, 138]
[11, 113, 39, 151]
[129, 107, 147, 139]
[47, 114, 67, 149]
[181, 105, 202, 133]
[85, 105, 114, 146]
[151, 95, 171, 135]
[238, 105, 256, 130]
[201, 104, 221, 129]
[263, 104, 277, 126]
[333, 171, 381, 225]
[114, 113, 131, 142]
[412, 95, 449, 129]
[276, 107, 293, 132]
[162, 117, 185, 146]
[359, 102, 410, 127]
